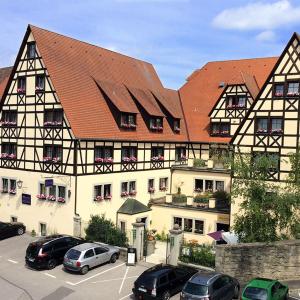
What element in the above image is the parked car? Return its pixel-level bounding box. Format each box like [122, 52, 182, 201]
[0, 221, 26, 239]
[180, 271, 240, 300]
[242, 278, 289, 300]
[133, 264, 197, 300]
[63, 242, 120, 275]
[25, 234, 85, 270]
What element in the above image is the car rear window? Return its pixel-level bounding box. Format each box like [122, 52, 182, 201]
[243, 287, 268, 300]
[66, 249, 81, 260]
[183, 282, 208, 296]
[26, 243, 40, 256]
[136, 275, 156, 288]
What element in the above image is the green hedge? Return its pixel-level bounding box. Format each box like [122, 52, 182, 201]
[172, 194, 187, 203]
[193, 158, 206, 168]
[85, 215, 128, 247]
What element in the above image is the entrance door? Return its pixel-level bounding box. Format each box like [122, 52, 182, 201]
[40, 223, 47, 236]
[216, 223, 230, 232]
[140, 217, 148, 228]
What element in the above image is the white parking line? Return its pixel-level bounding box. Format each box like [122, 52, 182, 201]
[92, 275, 138, 284]
[119, 266, 129, 294]
[44, 273, 56, 279]
[7, 259, 18, 264]
[119, 293, 133, 300]
[66, 262, 125, 286]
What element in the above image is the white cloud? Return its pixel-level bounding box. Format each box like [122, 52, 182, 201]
[256, 30, 276, 42]
[212, 0, 300, 30]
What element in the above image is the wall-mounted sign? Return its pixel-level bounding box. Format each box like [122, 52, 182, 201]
[45, 179, 53, 187]
[22, 194, 31, 205]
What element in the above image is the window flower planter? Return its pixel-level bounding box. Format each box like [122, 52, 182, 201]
[257, 129, 268, 134]
[180, 155, 187, 161]
[44, 121, 62, 127]
[287, 92, 299, 97]
[121, 191, 129, 197]
[8, 154, 16, 159]
[9, 189, 16, 195]
[17, 88, 25, 94]
[148, 188, 155, 194]
[104, 195, 112, 200]
[57, 197, 65, 203]
[37, 194, 46, 200]
[129, 190, 137, 196]
[151, 156, 164, 161]
[0, 121, 17, 126]
[174, 127, 180, 133]
[47, 195, 56, 201]
[275, 92, 283, 97]
[121, 123, 136, 129]
[96, 157, 114, 163]
[271, 129, 283, 134]
[194, 188, 203, 193]
[122, 156, 137, 163]
[159, 186, 167, 191]
[94, 195, 104, 202]
[1, 153, 9, 159]
[52, 157, 61, 163]
[35, 87, 44, 92]
[150, 125, 158, 130]
[157, 126, 163, 131]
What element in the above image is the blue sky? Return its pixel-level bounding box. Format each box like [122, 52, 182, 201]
[0, 0, 299, 88]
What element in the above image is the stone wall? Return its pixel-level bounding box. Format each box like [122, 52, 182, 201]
[215, 239, 300, 284]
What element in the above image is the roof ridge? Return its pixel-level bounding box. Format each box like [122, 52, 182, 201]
[29, 24, 153, 66]
[205, 56, 278, 65]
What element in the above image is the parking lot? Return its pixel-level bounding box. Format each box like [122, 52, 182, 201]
[0, 234, 182, 300]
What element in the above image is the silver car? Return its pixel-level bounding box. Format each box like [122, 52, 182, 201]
[63, 242, 120, 274]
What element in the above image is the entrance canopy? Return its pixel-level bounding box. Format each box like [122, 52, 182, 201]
[117, 198, 151, 215]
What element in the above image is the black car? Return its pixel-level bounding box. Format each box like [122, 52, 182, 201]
[0, 221, 26, 239]
[180, 271, 240, 300]
[133, 264, 197, 300]
[25, 234, 85, 270]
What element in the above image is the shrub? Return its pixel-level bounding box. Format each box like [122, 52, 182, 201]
[213, 190, 230, 202]
[85, 215, 127, 247]
[31, 229, 36, 237]
[193, 193, 211, 203]
[172, 194, 187, 204]
[155, 230, 168, 241]
[193, 158, 206, 168]
[180, 243, 215, 268]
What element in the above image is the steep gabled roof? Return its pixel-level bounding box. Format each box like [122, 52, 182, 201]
[180, 57, 278, 143]
[25, 25, 187, 141]
[0, 67, 12, 99]
[117, 198, 151, 215]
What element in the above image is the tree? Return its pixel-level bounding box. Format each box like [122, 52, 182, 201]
[231, 151, 300, 243]
[85, 215, 128, 247]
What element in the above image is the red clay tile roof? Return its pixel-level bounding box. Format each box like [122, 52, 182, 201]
[179, 57, 278, 143]
[29, 25, 187, 141]
[0, 67, 12, 99]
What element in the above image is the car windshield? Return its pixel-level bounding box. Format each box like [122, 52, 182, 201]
[66, 249, 81, 260]
[183, 282, 208, 296]
[243, 287, 268, 300]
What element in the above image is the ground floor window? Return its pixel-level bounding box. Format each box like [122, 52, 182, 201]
[194, 179, 203, 192]
[1, 178, 16, 195]
[159, 178, 168, 191]
[184, 218, 193, 232]
[194, 179, 225, 193]
[40, 223, 47, 236]
[215, 181, 225, 191]
[120, 221, 126, 233]
[173, 217, 182, 229]
[194, 220, 204, 234]
[11, 216, 17, 222]
[94, 184, 112, 201]
[173, 217, 205, 235]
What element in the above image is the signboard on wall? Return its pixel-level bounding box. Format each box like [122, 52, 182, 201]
[22, 194, 31, 205]
[45, 179, 53, 187]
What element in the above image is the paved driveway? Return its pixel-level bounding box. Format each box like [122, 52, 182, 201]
[0, 234, 181, 300]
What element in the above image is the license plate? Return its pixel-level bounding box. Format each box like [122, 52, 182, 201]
[138, 287, 147, 293]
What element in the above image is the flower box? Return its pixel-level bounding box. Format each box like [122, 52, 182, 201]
[37, 194, 46, 200]
[148, 188, 155, 194]
[275, 92, 283, 97]
[129, 190, 137, 196]
[17, 88, 25, 94]
[0, 121, 17, 126]
[174, 127, 180, 133]
[180, 155, 187, 161]
[150, 125, 158, 130]
[121, 123, 136, 129]
[35, 87, 44, 92]
[104, 195, 112, 200]
[52, 157, 61, 163]
[9, 189, 16, 195]
[157, 126, 163, 131]
[94, 196, 104, 202]
[1, 153, 9, 159]
[159, 186, 167, 191]
[57, 197, 65, 203]
[44, 121, 62, 127]
[47, 195, 56, 201]
[121, 191, 129, 197]
[287, 92, 299, 97]
[8, 154, 16, 159]
[43, 156, 52, 162]
[95, 157, 114, 164]
[151, 156, 164, 161]
[194, 188, 203, 193]
[271, 129, 283, 134]
[257, 129, 268, 134]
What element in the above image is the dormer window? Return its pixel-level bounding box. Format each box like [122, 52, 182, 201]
[150, 117, 163, 132]
[226, 95, 246, 109]
[120, 113, 136, 129]
[27, 42, 36, 59]
[287, 82, 300, 97]
[274, 83, 284, 97]
[1, 111, 17, 127]
[173, 119, 180, 133]
[44, 109, 63, 127]
[17, 77, 26, 94]
[211, 122, 230, 136]
[36, 75, 45, 92]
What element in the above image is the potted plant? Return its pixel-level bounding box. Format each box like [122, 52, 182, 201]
[193, 193, 211, 208]
[172, 193, 187, 206]
[193, 158, 206, 168]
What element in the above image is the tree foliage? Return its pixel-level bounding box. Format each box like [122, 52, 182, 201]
[232, 151, 300, 243]
[85, 215, 128, 247]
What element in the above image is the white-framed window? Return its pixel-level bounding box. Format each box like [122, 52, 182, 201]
[94, 183, 112, 201]
[1, 178, 9, 193]
[159, 178, 168, 191]
[37, 183, 66, 202]
[121, 181, 136, 197]
[194, 179, 225, 193]
[1, 178, 17, 195]
[148, 178, 155, 193]
[173, 217, 205, 235]
[194, 220, 204, 235]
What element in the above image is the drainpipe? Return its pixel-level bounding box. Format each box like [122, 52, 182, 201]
[74, 139, 78, 216]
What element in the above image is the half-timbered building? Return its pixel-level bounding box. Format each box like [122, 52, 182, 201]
[231, 33, 300, 224]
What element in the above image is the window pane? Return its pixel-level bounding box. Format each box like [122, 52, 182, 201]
[121, 182, 128, 192]
[205, 180, 213, 192]
[237, 96, 246, 107]
[94, 185, 102, 197]
[287, 82, 299, 95]
[104, 184, 111, 197]
[274, 84, 284, 96]
[40, 183, 46, 195]
[10, 179, 16, 191]
[49, 185, 57, 197]
[129, 181, 136, 192]
[2, 178, 8, 192]
[257, 119, 268, 133]
[215, 181, 225, 191]
[173, 217, 182, 228]
[194, 220, 204, 234]
[58, 186, 66, 198]
[194, 179, 203, 192]
[211, 123, 219, 134]
[271, 119, 283, 133]
[184, 218, 193, 232]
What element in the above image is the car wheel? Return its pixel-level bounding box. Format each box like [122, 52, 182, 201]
[47, 259, 57, 270]
[17, 228, 24, 235]
[110, 254, 118, 263]
[162, 291, 170, 300]
[233, 285, 240, 299]
[80, 266, 89, 275]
